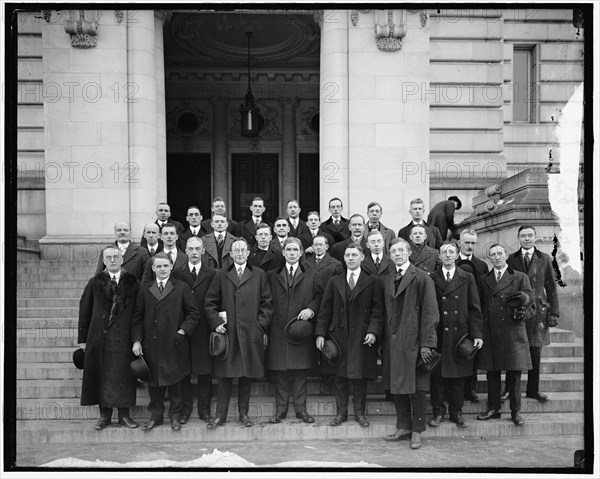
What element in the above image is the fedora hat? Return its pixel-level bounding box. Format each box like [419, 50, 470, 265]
[448, 195, 462, 210]
[456, 259, 477, 278]
[284, 316, 313, 345]
[130, 354, 151, 382]
[504, 291, 533, 308]
[209, 331, 229, 360]
[453, 333, 479, 363]
[416, 350, 442, 374]
[321, 336, 342, 367]
[72, 348, 85, 370]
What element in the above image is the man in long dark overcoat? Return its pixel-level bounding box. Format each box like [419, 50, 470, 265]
[204, 238, 273, 429]
[171, 236, 217, 424]
[427, 196, 462, 241]
[382, 238, 438, 450]
[408, 224, 440, 275]
[267, 238, 323, 424]
[429, 242, 483, 428]
[131, 252, 200, 431]
[316, 243, 384, 428]
[476, 243, 534, 426]
[506, 225, 559, 403]
[96, 221, 149, 280]
[302, 234, 343, 288]
[79, 246, 140, 430]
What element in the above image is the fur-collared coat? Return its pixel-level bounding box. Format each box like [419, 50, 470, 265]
[78, 270, 139, 407]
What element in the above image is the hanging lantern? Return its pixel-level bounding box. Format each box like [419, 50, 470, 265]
[240, 31, 260, 138]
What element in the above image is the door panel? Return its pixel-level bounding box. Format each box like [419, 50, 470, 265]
[299, 153, 319, 220]
[167, 154, 211, 226]
[232, 154, 279, 223]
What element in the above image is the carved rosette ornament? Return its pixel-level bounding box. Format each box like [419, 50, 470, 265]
[64, 10, 98, 48]
[375, 10, 406, 52]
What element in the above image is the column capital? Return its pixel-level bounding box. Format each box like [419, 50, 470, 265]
[154, 9, 172, 24]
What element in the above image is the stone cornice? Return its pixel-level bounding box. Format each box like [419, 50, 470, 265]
[165, 71, 319, 83]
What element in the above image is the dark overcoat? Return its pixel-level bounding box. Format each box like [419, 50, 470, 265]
[287, 218, 310, 238]
[460, 255, 490, 277]
[361, 253, 395, 278]
[202, 232, 235, 270]
[205, 264, 273, 378]
[427, 200, 457, 241]
[409, 244, 440, 275]
[330, 236, 368, 263]
[240, 219, 273, 248]
[398, 221, 443, 250]
[140, 219, 184, 248]
[476, 268, 534, 371]
[315, 271, 384, 380]
[361, 222, 396, 254]
[248, 245, 285, 272]
[78, 270, 139, 407]
[177, 227, 209, 252]
[319, 216, 351, 245]
[431, 267, 483, 378]
[201, 217, 241, 237]
[171, 262, 217, 375]
[141, 250, 188, 283]
[302, 253, 343, 290]
[266, 264, 323, 370]
[131, 277, 200, 387]
[382, 264, 439, 394]
[297, 230, 335, 252]
[507, 248, 559, 347]
[95, 242, 149, 281]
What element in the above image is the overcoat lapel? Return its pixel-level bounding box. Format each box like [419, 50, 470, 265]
[444, 269, 465, 294]
[395, 265, 416, 297]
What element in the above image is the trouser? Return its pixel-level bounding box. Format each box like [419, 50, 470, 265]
[487, 370, 522, 413]
[147, 380, 183, 420]
[272, 370, 308, 415]
[214, 377, 254, 421]
[526, 346, 542, 395]
[463, 362, 478, 396]
[99, 406, 130, 420]
[430, 367, 466, 419]
[333, 376, 367, 417]
[392, 391, 427, 433]
[181, 374, 213, 418]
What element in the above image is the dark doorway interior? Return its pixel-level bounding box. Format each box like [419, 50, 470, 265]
[167, 153, 212, 226]
[232, 154, 279, 223]
[298, 153, 319, 220]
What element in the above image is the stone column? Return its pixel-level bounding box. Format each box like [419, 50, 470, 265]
[281, 97, 298, 204]
[318, 9, 349, 218]
[155, 11, 169, 202]
[212, 97, 228, 202]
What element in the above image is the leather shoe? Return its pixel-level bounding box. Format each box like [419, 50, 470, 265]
[465, 390, 479, 403]
[383, 428, 411, 442]
[94, 418, 111, 430]
[526, 392, 549, 403]
[511, 413, 524, 426]
[355, 415, 370, 427]
[199, 411, 213, 423]
[450, 415, 468, 428]
[180, 414, 190, 425]
[410, 431, 422, 450]
[171, 418, 182, 431]
[500, 391, 510, 402]
[296, 412, 315, 424]
[207, 417, 225, 430]
[142, 418, 164, 430]
[270, 413, 286, 424]
[118, 416, 138, 429]
[330, 414, 348, 426]
[476, 409, 501, 421]
[239, 414, 253, 427]
[428, 415, 443, 427]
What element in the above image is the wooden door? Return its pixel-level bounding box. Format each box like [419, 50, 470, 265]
[232, 154, 279, 223]
[298, 153, 319, 220]
[167, 154, 211, 225]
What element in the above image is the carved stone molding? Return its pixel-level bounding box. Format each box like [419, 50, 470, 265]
[375, 10, 406, 52]
[313, 10, 323, 28]
[407, 9, 428, 27]
[64, 10, 98, 48]
[300, 106, 319, 136]
[249, 138, 261, 152]
[351, 9, 371, 27]
[155, 10, 172, 24]
[114, 10, 124, 23]
[166, 101, 210, 137]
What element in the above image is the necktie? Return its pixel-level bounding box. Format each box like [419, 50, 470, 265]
[524, 252, 531, 270]
[497, 270, 502, 282]
[167, 251, 173, 263]
[158, 281, 164, 293]
[237, 267, 244, 280]
[111, 275, 117, 285]
[446, 271, 451, 283]
[217, 234, 224, 246]
[192, 228, 197, 236]
[315, 256, 321, 265]
[375, 256, 380, 269]
[349, 272, 355, 290]
[394, 270, 403, 292]
[334, 220, 339, 227]
[191, 266, 197, 281]
[288, 266, 295, 287]
[149, 247, 155, 255]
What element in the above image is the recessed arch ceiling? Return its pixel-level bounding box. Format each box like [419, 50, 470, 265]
[164, 11, 321, 69]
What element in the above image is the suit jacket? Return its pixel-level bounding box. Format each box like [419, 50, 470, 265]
[287, 218, 310, 238]
[319, 216, 351, 245]
[398, 221, 443, 250]
[202, 232, 236, 270]
[141, 249, 188, 283]
[330, 236, 368, 264]
[201, 217, 241, 238]
[171, 262, 217, 376]
[142, 241, 164, 257]
[298, 229, 335, 253]
[205, 263, 273, 378]
[177, 226, 210, 252]
[315, 271, 384, 380]
[240, 218, 273, 248]
[95, 242, 149, 281]
[507, 248, 559, 347]
[131, 277, 200, 387]
[302, 253, 343, 290]
[427, 200, 457, 241]
[409, 244, 440, 275]
[362, 222, 396, 254]
[431, 267, 483, 378]
[140, 219, 184, 248]
[476, 268, 534, 371]
[361, 253, 395, 278]
[382, 264, 439, 394]
[248, 245, 285, 272]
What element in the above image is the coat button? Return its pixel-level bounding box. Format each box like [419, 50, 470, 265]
[444, 327, 449, 331]
[455, 296, 459, 299]
[443, 311, 448, 315]
[454, 311, 458, 314]
[103, 329, 107, 333]
[442, 296, 446, 300]
[454, 327, 457, 331]
[392, 334, 396, 339]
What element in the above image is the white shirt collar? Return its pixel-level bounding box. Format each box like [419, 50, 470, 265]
[286, 262, 299, 274]
[347, 267, 361, 281]
[442, 265, 456, 279]
[189, 262, 201, 272]
[494, 265, 509, 277]
[396, 262, 410, 274]
[521, 247, 535, 256]
[372, 253, 382, 262]
[459, 253, 472, 261]
[190, 226, 199, 234]
[147, 243, 158, 251]
[235, 262, 247, 274]
[157, 276, 169, 287]
[109, 270, 121, 282]
[214, 231, 225, 238]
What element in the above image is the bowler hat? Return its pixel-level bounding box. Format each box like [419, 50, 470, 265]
[456, 259, 477, 277]
[130, 354, 151, 382]
[321, 336, 342, 367]
[504, 291, 533, 308]
[284, 316, 313, 345]
[209, 331, 229, 360]
[72, 348, 85, 370]
[453, 333, 479, 363]
[416, 350, 442, 374]
[448, 195, 462, 210]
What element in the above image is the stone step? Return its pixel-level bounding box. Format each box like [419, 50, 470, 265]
[17, 318, 79, 329]
[16, 413, 584, 444]
[15, 391, 585, 421]
[17, 281, 88, 289]
[18, 289, 83, 298]
[548, 328, 576, 343]
[17, 264, 97, 273]
[17, 298, 81, 308]
[544, 341, 584, 357]
[18, 272, 94, 281]
[540, 357, 584, 374]
[17, 329, 80, 348]
[16, 373, 585, 399]
[17, 307, 79, 319]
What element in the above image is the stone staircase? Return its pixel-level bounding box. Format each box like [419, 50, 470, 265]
[15, 257, 585, 444]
